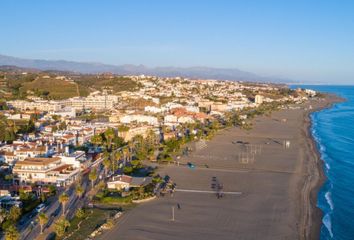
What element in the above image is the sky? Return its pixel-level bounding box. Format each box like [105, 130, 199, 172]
[1, 0, 354, 84]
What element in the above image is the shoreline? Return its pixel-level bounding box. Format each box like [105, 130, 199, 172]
[97, 95, 344, 240]
[302, 94, 344, 240]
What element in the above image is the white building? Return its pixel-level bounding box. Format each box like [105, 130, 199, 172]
[7, 100, 63, 111]
[144, 106, 163, 113]
[13, 157, 80, 186]
[57, 151, 89, 169]
[49, 107, 76, 118]
[120, 115, 158, 126]
[64, 92, 119, 110]
[254, 95, 264, 104]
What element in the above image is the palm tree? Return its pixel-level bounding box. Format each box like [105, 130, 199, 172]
[58, 193, 69, 216]
[38, 212, 48, 234]
[91, 134, 103, 147]
[114, 151, 122, 171]
[102, 157, 111, 176]
[104, 128, 115, 150]
[89, 168, 97, 189]
[75, 185, 84, 199]
[122, 148, 129, 164]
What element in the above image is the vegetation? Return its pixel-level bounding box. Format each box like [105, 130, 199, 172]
[89, 168, 97, 189]
[0, 115, 37, 143]
[54, 217, 70, 237]
[4, 225, 20, 240]
[72, 74, 141, 92]
[0, 206, 21, 232]
[59, 193, 69, 216]
[75, 185, 84, 199]
[0, 116, 18, 142]
[62, 208, 116, 240]
[95, 194, 133, 204]
[38, 212, 48, 234]
[20, 77, 79, 99]
[19, 190, 41, 213]
[75, 208, 86, 219]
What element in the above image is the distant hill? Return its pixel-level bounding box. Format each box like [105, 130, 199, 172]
[0, 54, 291, 83]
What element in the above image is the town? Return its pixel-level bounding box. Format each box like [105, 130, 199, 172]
[0, 68, 316, 239]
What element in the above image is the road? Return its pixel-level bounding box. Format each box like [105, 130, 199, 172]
[19, 154, 105, 240]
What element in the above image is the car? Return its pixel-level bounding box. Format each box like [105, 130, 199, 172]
[187, 162, 195, 169]
[35, 203, 46, 213]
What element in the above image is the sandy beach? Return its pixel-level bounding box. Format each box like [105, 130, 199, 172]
[98, 95, 340, 240]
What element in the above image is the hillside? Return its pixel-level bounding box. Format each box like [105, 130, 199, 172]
[0, 54, 291, 83]
[20, 77, 79, 100]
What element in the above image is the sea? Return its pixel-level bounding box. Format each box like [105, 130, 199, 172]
[292, 85, 354, 240]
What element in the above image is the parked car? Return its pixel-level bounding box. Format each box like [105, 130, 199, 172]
[35, 203, 45, 213]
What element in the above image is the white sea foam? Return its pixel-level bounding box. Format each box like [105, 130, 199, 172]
[323, 214, 333, 238]
[325, 163, 331, 170]
[325, 191, 334, 210]
[320, 144, 326, 152]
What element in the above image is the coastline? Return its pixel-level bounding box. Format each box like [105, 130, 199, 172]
[97, 95, 344, 240]
[303, 94, 344, 240]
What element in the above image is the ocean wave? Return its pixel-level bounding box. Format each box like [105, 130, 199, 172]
[323, 213, 334, 238]
[296, 85, 354, 240]
[325, 162, 330, 170]
[325, 191, 334, 210]
[319, 144, 326, 152]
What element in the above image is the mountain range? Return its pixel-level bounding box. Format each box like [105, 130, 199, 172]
[0, 54, 291, 83]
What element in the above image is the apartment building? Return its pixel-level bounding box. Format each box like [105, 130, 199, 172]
[64, 93, 119, 110]
[7, 100, 63, 111]
[13, 157, 79, 186]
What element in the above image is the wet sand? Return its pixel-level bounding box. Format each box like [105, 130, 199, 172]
[98, 95, 340, 240]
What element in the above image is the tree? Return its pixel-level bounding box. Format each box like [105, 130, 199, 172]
[8, 206, 21, 223]
[75, 185, 84, 199]
[122, 148, 130, 164]
[91, 134, 103, 147]
[58, 121, 67, 131]
[59, 193, 69, 216]
[102, 156, 111, 176]
[0, 118, 18, 142]
[114, 151, 122, 169]
[54, 217, 70, 237]
[38, 213, 48, 234]
[75, 208, 85, 219]
[48, 185, 56, 195]
[5, 225, 19, 240]
[0, 209, 7, 226]
[123, 166, 133, 175]
[104, 128, 115, 150]
[4, 174, 14, 183]
[146, 130, 159, 149]
[89, 168, 97, 189]
[112, 136, 125, 149]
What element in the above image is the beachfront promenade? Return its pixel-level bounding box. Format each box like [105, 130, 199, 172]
[98, 98, 333, 240]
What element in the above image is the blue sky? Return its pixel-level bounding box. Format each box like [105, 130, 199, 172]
[1, 0, 354, 84]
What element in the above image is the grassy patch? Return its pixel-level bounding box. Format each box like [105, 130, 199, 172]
[94, 194, 133, 205]
[75, 76, 141, 93]
[20, 78, 78, 99]
[64, 208, 116, 240]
